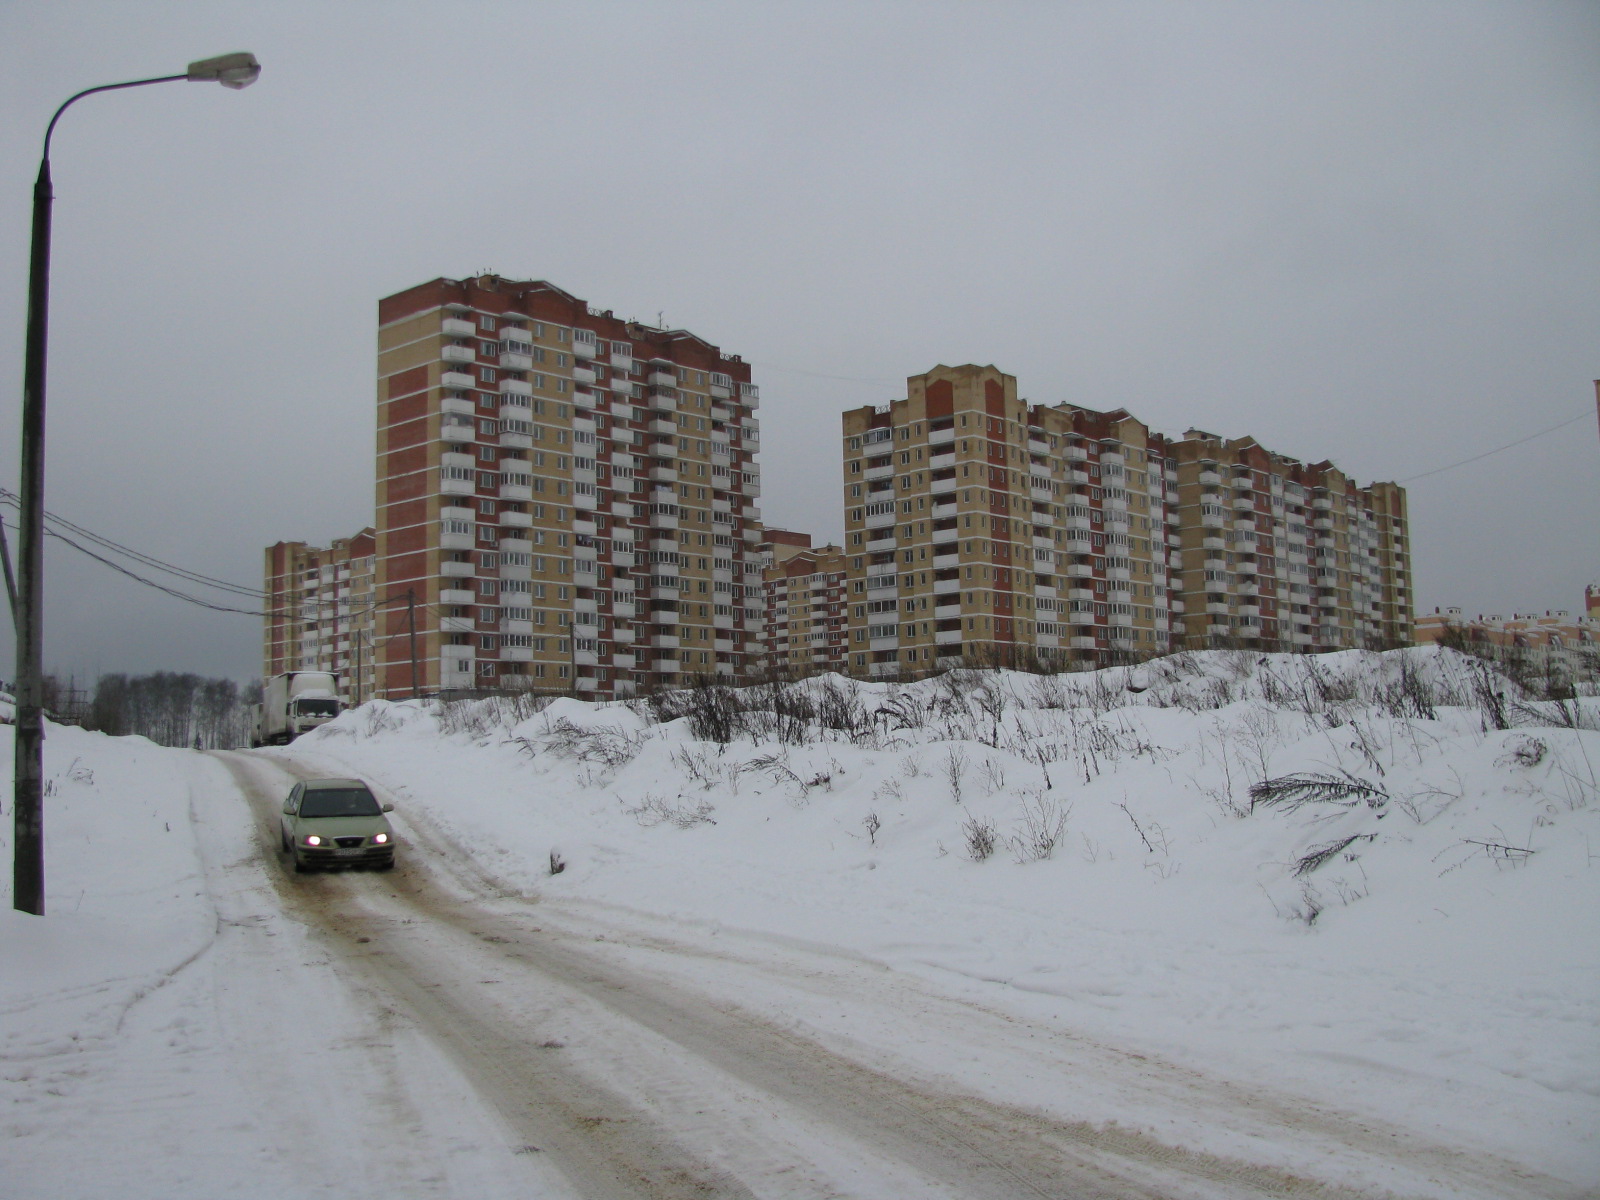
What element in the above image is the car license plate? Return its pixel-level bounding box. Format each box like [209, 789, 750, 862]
[335, 847, 364, 858]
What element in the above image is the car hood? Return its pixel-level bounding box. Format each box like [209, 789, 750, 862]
[295, 814, 392, 838]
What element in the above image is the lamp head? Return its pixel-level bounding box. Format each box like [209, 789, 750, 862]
[187, 52, 261, 90]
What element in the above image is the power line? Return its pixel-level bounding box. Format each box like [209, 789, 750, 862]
[1397, 412, 1591, 483]
[0, 488, 269, 599]
[0, 518, 392, 626]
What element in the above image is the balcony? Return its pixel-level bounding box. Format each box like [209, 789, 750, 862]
[863, 463, 893, 481]
[935, 629, 963, 646]
[440, 474, 474, 496]
[438, 588, 473, 606]
[572, 365, 597, 385]
[441, 421, 473, 444]
[864, 533, 895, 553]
[931, 501, 956, 520]
[933, 551, 960, 570]
[439, 616, 474, 634]
[440, 394, 475, 416]
[441, 317, 475, 338]
[440, 560, 475, 579]
[500, 351, 533, 371]
[647, 370, 676, 387]
[932, 577, 960, 595]
[499, 483, 533, 502]
[500, 377, 532, 397]
[441, 344, 474, 364]
[929, 451, 955, 470]
[440, 370, 474, 390]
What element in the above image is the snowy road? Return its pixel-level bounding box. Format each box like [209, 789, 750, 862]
[199, 749, 1580, 1200]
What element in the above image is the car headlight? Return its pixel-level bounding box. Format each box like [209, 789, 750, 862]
[304, 835, 323, 846]
[373, 833, 389, 844]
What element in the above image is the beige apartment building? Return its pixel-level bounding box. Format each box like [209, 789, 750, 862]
[262, 530, 377, 703]
[371, 275, 765, 699]
[841, 365, 1411, 676]
[762, 530, 848, 675]
[1169, 431, 1411, 651]
[840, 365, 1178, 676]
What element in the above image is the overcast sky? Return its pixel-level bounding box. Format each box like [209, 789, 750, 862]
[1, 0, 1596, 685]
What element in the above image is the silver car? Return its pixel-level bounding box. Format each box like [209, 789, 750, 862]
[279, 778, 396, 872]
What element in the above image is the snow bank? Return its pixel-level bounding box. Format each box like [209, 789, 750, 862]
[292, 648, 1600, 1184]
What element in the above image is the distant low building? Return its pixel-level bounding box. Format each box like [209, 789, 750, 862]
[1415, 605, 1599, 651]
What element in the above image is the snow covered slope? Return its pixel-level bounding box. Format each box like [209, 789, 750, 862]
[2, 647, 1595, 1196]
[293, 647, 1599, 1187]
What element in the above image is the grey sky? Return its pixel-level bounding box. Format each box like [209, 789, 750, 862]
[1, 1, 1596, 684]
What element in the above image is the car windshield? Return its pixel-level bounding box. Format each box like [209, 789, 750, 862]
[294, 698, 339, 717]
[299, 787, 381, 818]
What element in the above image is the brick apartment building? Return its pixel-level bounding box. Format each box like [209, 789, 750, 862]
[762, 530, 848, 675]
[1415, 605, 1598, 651]
[262, 530, 376, 703]
[371, 275, 766, 698]
[1170, 431, 1411, 652]
[840, 365, 1412, 677]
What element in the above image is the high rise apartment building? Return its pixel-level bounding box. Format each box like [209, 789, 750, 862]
[373, 275, 765, 699]
[841, 365, 1410, 677]
[1169, 432, 1412, 651]
[762, 530, 848, 675]
[263, 530, 376, 703]
[840, 365, 1178, 676]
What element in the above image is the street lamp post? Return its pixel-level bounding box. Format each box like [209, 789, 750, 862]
[13, 53, 261, 916]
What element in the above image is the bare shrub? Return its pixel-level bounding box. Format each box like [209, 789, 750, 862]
[1010, 792, 1071, 863]
[962, 816, 997, 861]
[623, 793, 717, 829]
[862, 811, 881, 845]
[815, 676, 874, 743]
[1293, 833, 1375, 877]
[1396, 767, 1465, 824]
[943, 745, 969, 803]
[522, 718, 647, 768]
[1249, 771, 1389, 815]
[1496, 735, 1548, 769]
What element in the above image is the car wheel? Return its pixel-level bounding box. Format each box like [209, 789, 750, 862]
[293, 851, 309, 874]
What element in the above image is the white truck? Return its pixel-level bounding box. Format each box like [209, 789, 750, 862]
[254, 672, 342, 746]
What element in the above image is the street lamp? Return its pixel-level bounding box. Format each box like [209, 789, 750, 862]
[13, 53, 261, 916]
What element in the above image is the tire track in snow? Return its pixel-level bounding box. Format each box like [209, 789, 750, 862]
[221, 750, 1453, 1199]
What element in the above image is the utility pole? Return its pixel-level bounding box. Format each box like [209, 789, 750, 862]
[408, 588, 418, 698]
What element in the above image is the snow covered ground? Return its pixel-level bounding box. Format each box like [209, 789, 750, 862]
[3, 648, 1597, 1197]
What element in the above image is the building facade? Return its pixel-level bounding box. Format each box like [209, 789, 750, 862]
[262, 530, 376, 703]
[1169, 431, 1411, 651]
[1415, 606, 1598, 651]
[373, 275, 765, 699]
[840, 365, 1411, 677]
[761, 530, 848, 675]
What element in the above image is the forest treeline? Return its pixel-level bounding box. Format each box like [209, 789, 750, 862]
[84, 673, 259, 748]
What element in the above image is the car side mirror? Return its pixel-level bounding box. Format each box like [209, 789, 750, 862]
[381, 802, 394, 812]
[282, 800, 294, 814]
